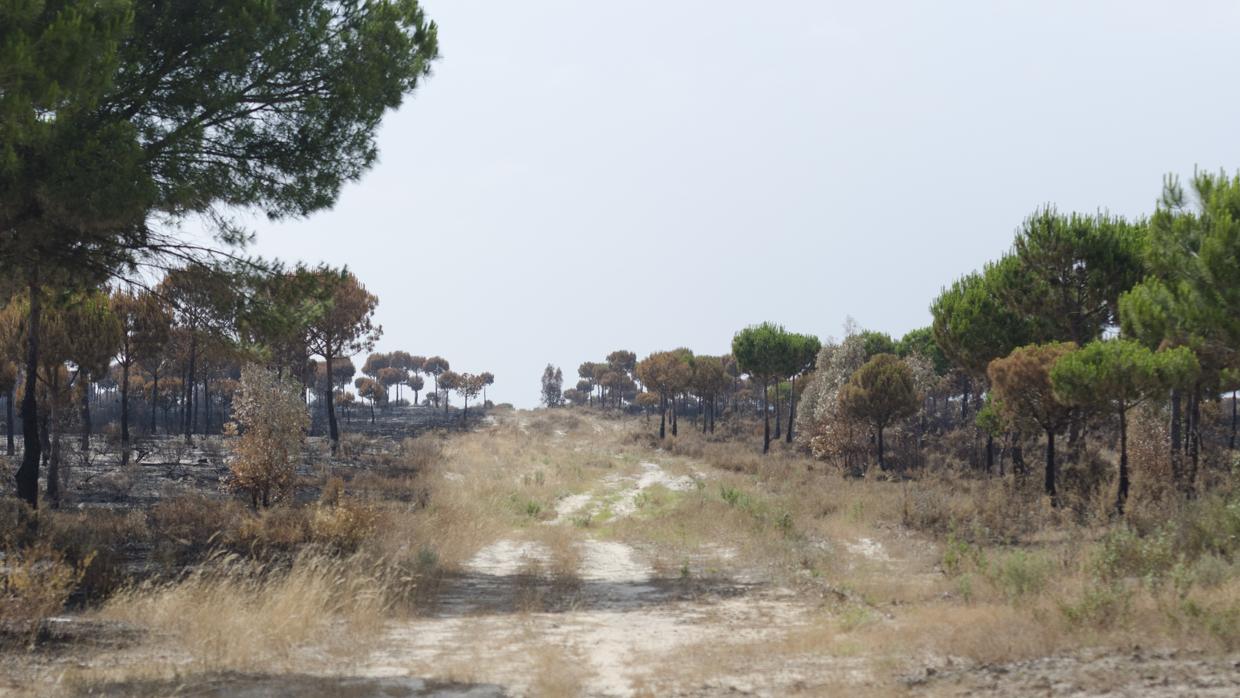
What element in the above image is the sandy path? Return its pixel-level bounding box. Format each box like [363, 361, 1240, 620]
[361, 459, 834, 696]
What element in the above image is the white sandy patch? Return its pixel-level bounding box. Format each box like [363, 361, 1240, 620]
[609, 462, 696, 518]
[845, 537, 889, 562]
[579, 540, 654, 585]
[548, 492, 594, 524]
[464, 540, 550, 577]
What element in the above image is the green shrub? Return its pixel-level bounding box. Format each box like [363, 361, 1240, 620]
[1058, 582, 1132, 628]
[985, 550, 1051, 601]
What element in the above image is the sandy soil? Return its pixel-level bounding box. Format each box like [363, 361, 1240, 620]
[361, 457, 835, 696]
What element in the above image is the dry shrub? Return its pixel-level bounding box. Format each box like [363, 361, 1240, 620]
[94, 464, 139, 498]
[901, 475, 1048, 543]
[235, 506, 312, 552]
[150, 495, 245, 562]
[40, 508, 149, 601]
[1058, 444, 1114, 525]
[398, 437, 442, 472]
[1126, 406, 1178, 528]
[1, 542, 92, 644]
[100, 550, 401, 672]
[223, 365, 308, 508]
[310, 498, 380, 552]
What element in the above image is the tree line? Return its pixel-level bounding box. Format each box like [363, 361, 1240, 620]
[1, 263, 493, 510]
[549, 171, 1240, 516]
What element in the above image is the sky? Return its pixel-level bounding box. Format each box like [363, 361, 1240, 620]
[235, 0, 1240, 407]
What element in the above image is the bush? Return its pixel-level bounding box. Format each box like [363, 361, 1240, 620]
[223, 365, 309, 508]
[1058, 582, 1132, 628]
[985, 549, 1052, 601]
[0, 542, 92, 644]
[310, 499, 380, 553]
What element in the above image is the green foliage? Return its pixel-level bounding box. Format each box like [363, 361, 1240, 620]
[1052, 339, 1198, 410]
[838, 354, 919, 431]
[931, 270, 1031, 378]
[992, 208, 1146, 346]
[732, 322, 790, 382]
[838, 353, 919, 469]
[896, 326, 950, 375]
[857, 331, 896, 360]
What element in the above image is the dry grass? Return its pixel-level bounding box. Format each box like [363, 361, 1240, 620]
[98, 550, 401, 673]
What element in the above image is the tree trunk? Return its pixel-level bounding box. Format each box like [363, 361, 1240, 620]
[44, 367, 58, 507]
[325, 349, 340, 449]
[1044, 428, 1057, 506]
[985, 433, 995, 475]
[1231, 390, 1237, 451]
[6, 387, 14, 457]
[183, 335, 197, 443]
[773, 383, 782, 440]
[1187, 388, 1200, 497]
[16, 276, 42, 508]
[203, 377, 211, 435]
[1116, 405, 1129, 516]
[1011, 430, 1025, 481]
[960, 375, 970, 423]
[659, 394, 666, 439]
[671, 396, 678, 436]
[762, 379, 770, 454]
[47, 415, 61, 509]
[786, 376, 796, 444]
[876, 424, 886, 471]
[150, 372, 159, 435]
[79, 374, 91, 451]
[1170, 388, 1183, 487]
[120, 361, 131, 464]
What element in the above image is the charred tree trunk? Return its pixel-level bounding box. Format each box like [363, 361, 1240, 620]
[773, 383, 783, 440]
[1044, 428, 1058, 506]
[149, 372, 159, 435]
[79, 375, 91, 452]
[5, 386, 14, 458]
[1170, 388, 1183, 488]
[1231, 390, 1237, 451]
[786, 376, 796, 444]
[183, 336, 197, 443]
[986, 433, 995, 475]
[1116, 405, 1129, 516]
[659, 394, 666, 439]
[762, 379, 771, 454]
[960, 375, 971, 424]
[120, 361, 131, 464]
[876, 424, 886, 471]
[16, 276, 42, 508]
[1186, 388, 1200, 497]
[1011, 430, 1025, 482]
[325, 349, 340, 450]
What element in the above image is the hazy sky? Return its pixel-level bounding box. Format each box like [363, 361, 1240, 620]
[237, 1, 1240, 407]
